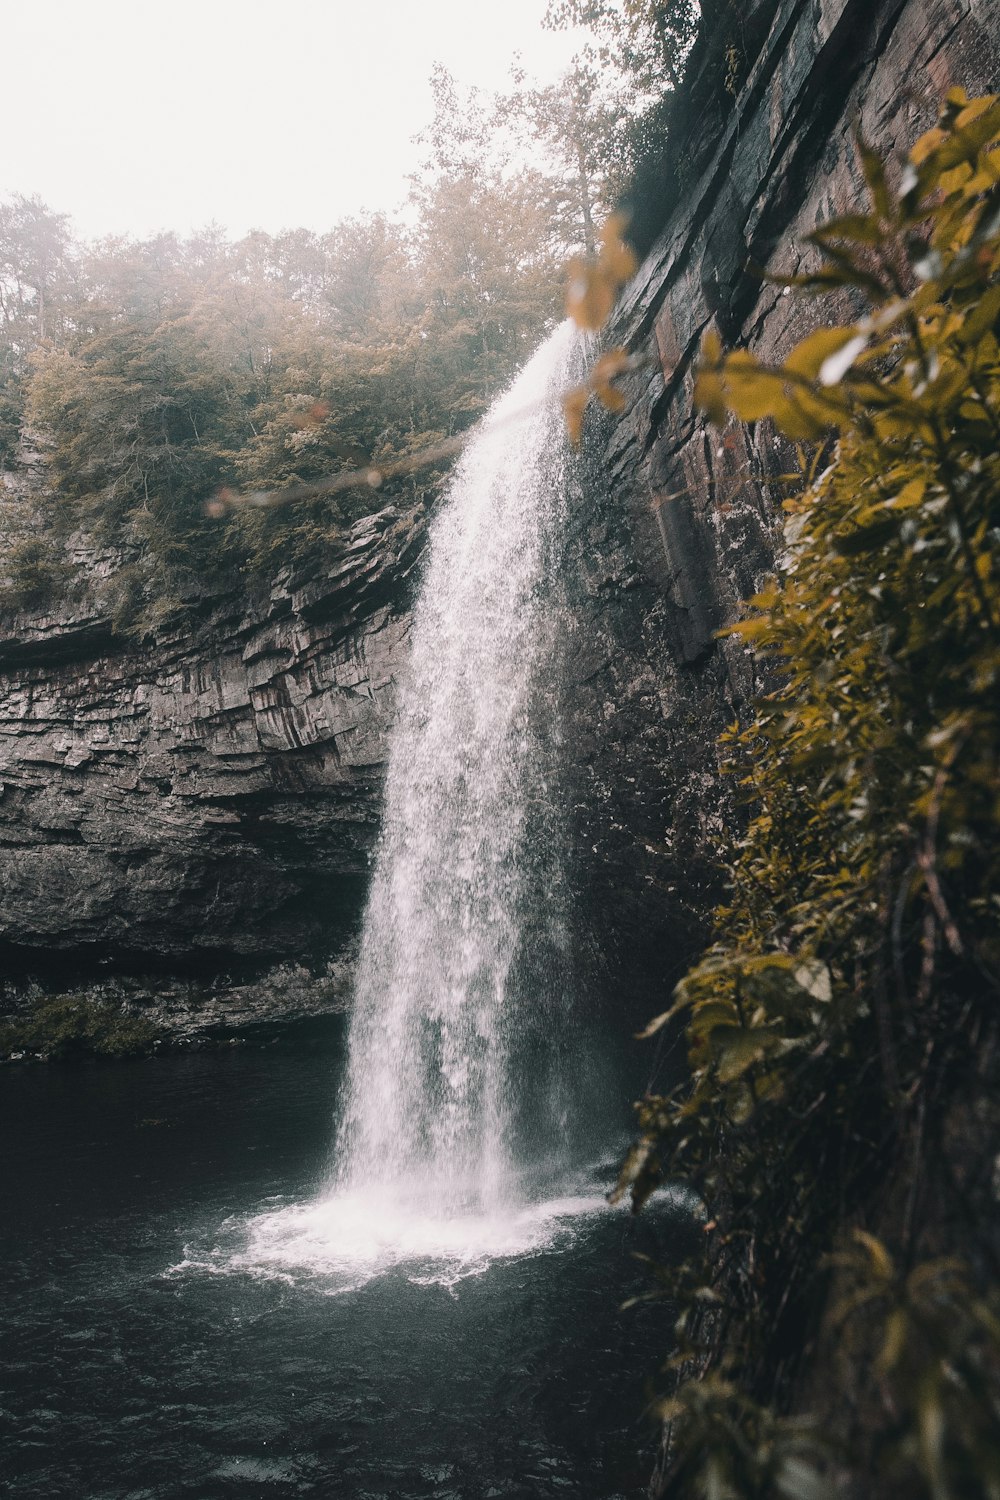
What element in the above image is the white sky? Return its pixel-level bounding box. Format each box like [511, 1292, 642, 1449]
[4, 0, 584, 243]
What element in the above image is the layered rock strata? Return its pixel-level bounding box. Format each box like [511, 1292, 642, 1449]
[0, 503, 423, 1022]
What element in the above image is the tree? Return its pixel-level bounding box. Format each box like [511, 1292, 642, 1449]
[0, 195, 74, 460]
[503, 61, 623, 253]
[0, 38, 621, 628]
[319, 215, 413, 340]
[408, 66, 565, 414]
[543, 0, 698, 93]
[0, 194, 73, 346]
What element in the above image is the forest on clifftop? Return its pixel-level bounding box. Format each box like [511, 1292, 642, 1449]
[0, 0, 699, 636]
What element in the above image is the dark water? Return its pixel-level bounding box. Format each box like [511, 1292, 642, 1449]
[1, 1040, 683, 1499]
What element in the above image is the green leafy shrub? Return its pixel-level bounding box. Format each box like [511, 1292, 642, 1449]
[0, 995, 160, 1060]
[620, 90, 1000, 1498]
[0, 531, 72, 609]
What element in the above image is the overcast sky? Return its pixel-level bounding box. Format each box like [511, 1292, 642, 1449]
[4, 0, 584, 243]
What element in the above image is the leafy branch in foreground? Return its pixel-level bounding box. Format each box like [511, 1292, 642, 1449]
[562, 211, 637, 438]
[619, 89, 1000, 1498]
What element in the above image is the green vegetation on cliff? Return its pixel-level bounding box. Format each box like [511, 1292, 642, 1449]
[615, 93, 1000, 1497]
[0, 188, 562, 633]
[0, 995, 160, 1061]
[0, 70, 604, 630]
[0, 3, 700, 637]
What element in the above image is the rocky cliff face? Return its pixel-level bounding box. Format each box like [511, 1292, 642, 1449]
[0, 0, 996, 1038]
[561, 0, 1000, 1021]
[0, 500, 424, 1031]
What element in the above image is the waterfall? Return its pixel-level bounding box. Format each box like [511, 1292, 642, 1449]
[333, 322, 582, 1218]
[219, 323, 615, 1288]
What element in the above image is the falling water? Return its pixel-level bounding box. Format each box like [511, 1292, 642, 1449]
[214, 323, 609, 1286]
[335, 321, 582, 1217]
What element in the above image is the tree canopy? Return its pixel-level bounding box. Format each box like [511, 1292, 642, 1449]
[0, 13, 703, 633]
[0, 168, 566, 630]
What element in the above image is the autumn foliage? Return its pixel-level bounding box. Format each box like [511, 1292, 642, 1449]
[563, 212, 637, 440]
[617, 91, 1000, 1498]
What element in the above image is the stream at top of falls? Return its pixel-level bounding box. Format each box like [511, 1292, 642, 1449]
[2, 327, 695, 1498]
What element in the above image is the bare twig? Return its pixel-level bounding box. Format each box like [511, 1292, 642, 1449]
[204, 347, 659, 518]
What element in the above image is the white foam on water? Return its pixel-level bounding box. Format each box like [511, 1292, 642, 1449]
[166, 1183, 614, 1295]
